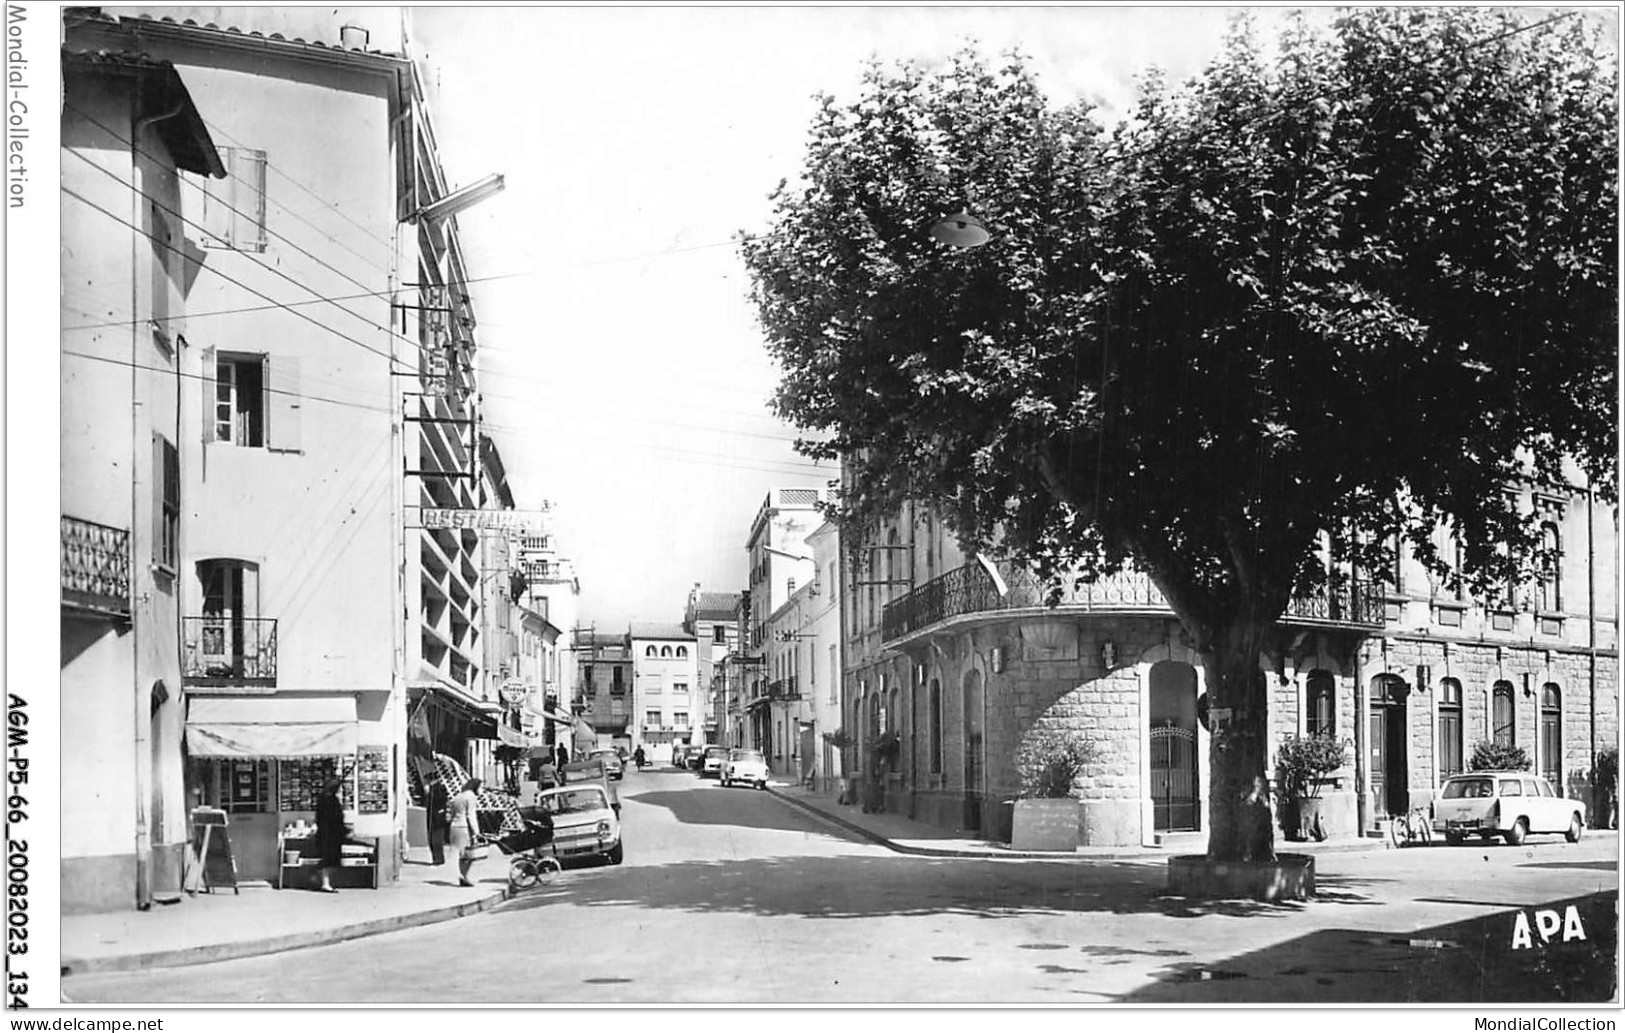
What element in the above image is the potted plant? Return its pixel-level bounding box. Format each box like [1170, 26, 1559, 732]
[1009, 727, 1096, 850]
[871, 730, 902, 770]
[823, 728, 858, 804]
[1469, 740, 1531, 772]
[1594, 746, 1618, 830]
[1274, 735, 1348, 841]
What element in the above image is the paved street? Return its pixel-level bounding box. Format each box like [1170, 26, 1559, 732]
[65, 769, 1619, 1005]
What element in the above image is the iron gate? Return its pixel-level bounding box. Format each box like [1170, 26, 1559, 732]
[1150, 724, 1199, 831]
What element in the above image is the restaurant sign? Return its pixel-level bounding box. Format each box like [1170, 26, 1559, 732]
[418, 508, 551, 533]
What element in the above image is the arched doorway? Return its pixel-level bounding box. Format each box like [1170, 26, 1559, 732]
[1370, 674, 1409, 818]
[962, 669, 985, 831]
[1149, 661, 1199, 831]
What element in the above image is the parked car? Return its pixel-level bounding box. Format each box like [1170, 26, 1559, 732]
[534, 783, 623, 865]
[721, 748, 770, 790]
[1434, 771, 1586, 846]
[588, 748, 624, 781]
[672, 745, 697, 769]
[687, 748, 707, 771]
[699, 746, 728, 779]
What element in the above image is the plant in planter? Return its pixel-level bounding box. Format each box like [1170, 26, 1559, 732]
[1594, 746, 1618, 830]
[1274, 735, 1348, 842]
[1009, 727, 1096, 850]
[871, 730, 902, 770]
[823, 728, 858, 804]
[1014, 727, 1096, 799]
[1468, 740, 1531, 772]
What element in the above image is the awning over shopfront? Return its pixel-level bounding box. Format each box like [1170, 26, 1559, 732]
[497, 723, 527, 748]
[185, 696, 358, 758]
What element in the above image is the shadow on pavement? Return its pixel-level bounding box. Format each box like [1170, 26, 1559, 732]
[1518, 860, 1619, 873]
[495, 851, 1388, 922]
[626, 789, 839, 834]
[1117, 890, 1619, 1004]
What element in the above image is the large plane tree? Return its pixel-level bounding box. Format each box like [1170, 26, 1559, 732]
[741, 9, 1617, 863]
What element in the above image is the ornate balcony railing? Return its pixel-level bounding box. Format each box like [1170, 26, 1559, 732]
[882, 561, 1384, 642]
[182, 616, 278, 684]
[61, 516, 130, 619]
[767, 677, 801, 700]
[1283, 581, 1385, 629]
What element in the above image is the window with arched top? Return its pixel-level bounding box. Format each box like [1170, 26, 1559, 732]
[1492, 681, 1515, 747]
[1438, 678, 1464, 778]
[645, 646, 656, 658]
[676, 646, 688, 659]
[1541, 683, 1562, 785]
[661, 646, 672, 658]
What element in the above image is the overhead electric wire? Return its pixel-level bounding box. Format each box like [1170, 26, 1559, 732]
[62, 107, 422, 362]
[61, 183, 407, 370]
[62, 348, 397, 416]
[199, 114, 397, 270]
[68, 101, 394, 302]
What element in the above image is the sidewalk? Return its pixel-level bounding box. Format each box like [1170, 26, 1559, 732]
[61, 850, 510, 976]
[768, 782, 1385, 861]
[63, 788, 1382, 977]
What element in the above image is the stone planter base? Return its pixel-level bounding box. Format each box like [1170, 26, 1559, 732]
[1166, 853, 1315, 902]
[1010, 798, 1079, 851]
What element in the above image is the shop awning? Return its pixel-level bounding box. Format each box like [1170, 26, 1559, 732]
[185, 696, 358, 758]
[497, 723, 527, 748]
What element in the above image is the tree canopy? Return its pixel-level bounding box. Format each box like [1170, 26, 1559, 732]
[743, 8, 1617, 862]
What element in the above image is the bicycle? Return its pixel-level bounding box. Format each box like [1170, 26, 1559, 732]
[1388, 806, 1434, 848]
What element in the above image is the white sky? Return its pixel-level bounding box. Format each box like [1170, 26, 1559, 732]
[406, 4, 1611, 625]
[406, 4, 1256, 625]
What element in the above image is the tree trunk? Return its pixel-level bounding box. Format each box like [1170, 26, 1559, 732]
[1202, 621, 1277, 863]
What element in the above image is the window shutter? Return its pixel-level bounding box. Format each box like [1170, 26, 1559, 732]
[199, 346, 217, 444]
[267, 354, 302, 453]
[231, 149, 268, 252]
[151, 433, 164, 566]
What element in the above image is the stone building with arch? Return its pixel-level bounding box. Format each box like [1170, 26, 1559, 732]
[842, 478, 1617, 847]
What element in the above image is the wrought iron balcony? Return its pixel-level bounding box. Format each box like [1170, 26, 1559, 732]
[767, 677, 801, 701]
[1283, 581, 1385, 629]
[882, 561, 1385, 642]
[182, 616, 278, 685]
[61, 516, 130, 619]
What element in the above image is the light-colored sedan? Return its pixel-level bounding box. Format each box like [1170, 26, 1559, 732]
[699, 746, 728, 779]
[587, 748, 624, 781]
[1434, 771, 1587, 846]
[535, 783, 623, 865]
[721, 748, 770, 790]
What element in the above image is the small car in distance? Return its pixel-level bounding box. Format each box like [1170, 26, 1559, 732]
[1434, 772, 1586, 846]
[534, 783, 623, 865]
[721, 748, 770, 790]
[672, 745, 698, 769]
[588, 748, 624, 781]
[699, 746, 728, 779]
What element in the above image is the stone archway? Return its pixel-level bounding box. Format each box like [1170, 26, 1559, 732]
[1149, 660, 1200, 832]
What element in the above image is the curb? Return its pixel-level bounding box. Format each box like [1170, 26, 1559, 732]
[61, 887, 512, 977]
[768, 787, 1143, 860]
[768, 788, 1387, 862]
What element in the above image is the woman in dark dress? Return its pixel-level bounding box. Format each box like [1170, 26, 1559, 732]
[314, 776, 346, 893]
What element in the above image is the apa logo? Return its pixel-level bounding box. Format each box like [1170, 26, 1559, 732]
[1509, 905, 1588, 950]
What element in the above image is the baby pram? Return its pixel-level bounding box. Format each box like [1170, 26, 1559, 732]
[488, 806, 561, 890]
